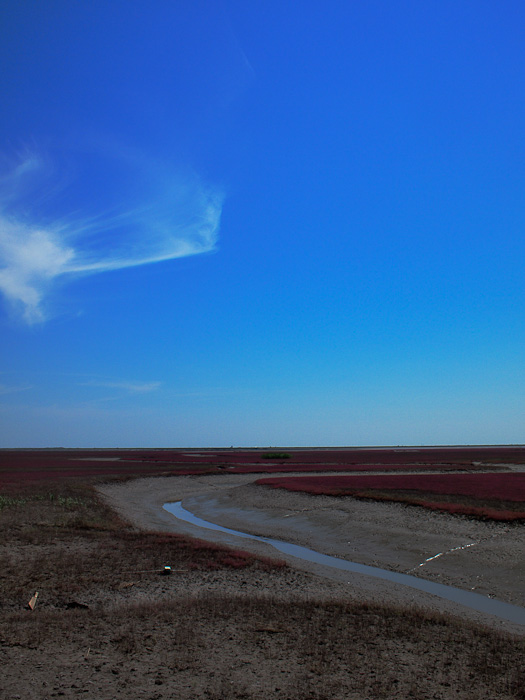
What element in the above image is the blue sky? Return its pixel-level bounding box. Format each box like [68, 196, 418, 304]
[1, 1, 524, 447]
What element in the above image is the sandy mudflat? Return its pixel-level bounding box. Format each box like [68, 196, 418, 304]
[3, 471, 525, 700]
[98, 472, 525, 635]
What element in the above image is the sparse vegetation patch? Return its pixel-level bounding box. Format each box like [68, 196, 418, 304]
[2, 596, 524, 699]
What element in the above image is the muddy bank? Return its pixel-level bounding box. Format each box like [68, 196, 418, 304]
[98, 473, 525, 635]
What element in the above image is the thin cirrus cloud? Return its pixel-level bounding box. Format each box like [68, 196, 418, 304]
[0, 383, 32, 396]
[79, 380, 161, 394]
[0, 150, 224, 324]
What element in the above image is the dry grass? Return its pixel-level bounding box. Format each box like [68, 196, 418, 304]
[2, 596, 524, 699]
[0, 477, 285, 614]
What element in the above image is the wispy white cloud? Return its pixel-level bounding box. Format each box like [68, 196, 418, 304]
[0, 383, 32, 396]
[0, 217, 75, 323]
[79, 380, 161, 394]
[0, 150, 223, 323]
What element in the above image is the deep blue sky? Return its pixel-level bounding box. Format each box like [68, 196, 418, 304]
[1, 1, 524, 447]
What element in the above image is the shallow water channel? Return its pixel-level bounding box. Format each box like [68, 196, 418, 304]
[164, 500, 525, 627]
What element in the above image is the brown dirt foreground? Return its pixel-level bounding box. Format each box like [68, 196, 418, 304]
[1, 472, 524, 700]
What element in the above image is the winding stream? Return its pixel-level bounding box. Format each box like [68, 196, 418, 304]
[164, 500, 525, 626]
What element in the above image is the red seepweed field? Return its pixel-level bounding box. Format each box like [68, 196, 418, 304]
[256, 472, 525, 521]
[2, 445, 524, 521]
[1, 444, 523, 488]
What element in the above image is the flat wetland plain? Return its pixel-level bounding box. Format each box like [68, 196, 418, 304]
[1, 447, 525, 699]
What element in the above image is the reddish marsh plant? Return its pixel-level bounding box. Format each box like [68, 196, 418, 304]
[256, 473, 525, 521]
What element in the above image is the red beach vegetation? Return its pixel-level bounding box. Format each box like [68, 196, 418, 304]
[3, 446, 518, 487]
[256, 472, 525, 521]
